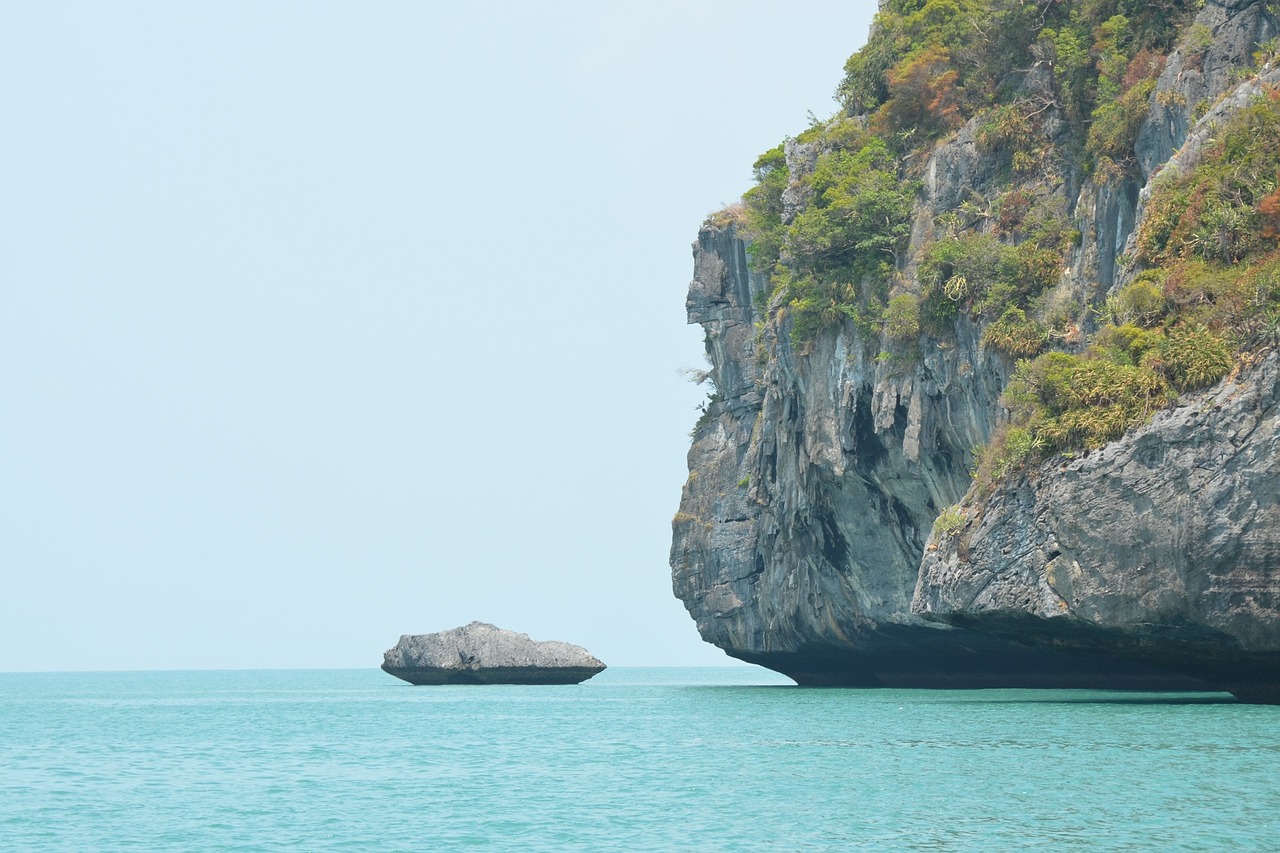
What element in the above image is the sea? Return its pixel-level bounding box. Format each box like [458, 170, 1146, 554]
[2, 667, 1278, 851]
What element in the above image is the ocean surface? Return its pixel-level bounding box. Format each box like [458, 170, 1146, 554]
[2, 667, 1278, 851]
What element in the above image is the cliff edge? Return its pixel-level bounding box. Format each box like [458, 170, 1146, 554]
[672, 0, 1280, 700]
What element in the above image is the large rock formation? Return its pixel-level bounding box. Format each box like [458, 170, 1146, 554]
[381, 622, 606, 685]
[672, 222, 1210, 690]
[915, 352, 1280, 704]
[671, 1, 1280, 700]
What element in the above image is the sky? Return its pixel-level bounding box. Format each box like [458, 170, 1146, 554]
[1, 1, 876, 671]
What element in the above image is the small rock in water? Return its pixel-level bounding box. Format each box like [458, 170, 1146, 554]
[381, 621, 606, 685]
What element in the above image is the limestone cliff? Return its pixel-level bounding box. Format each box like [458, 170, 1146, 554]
[672, 0, 1280, 699]
[914, 351, 1280, 703]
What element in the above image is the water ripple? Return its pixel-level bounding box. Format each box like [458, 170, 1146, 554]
[0, 669, 1277, 850]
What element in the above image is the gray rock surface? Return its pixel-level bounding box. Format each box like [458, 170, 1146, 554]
[381, 622, 606, 685]
[671, 1, 1280, 698]
[672, 220, 1211, 691]
[915, 354, 1280, 703]
[1135, 0, 1278, 181]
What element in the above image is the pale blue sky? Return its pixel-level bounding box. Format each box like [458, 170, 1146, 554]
[1, 2, 875, 670]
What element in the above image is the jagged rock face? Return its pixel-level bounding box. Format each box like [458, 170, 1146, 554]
[672, 221, 1212, 690]
[1135, 0, 1278, 181]
[674, 222, 997, 656]
[381, 622, 606, 685]
[915, 353, 1280, 703]
[671, 0, 1280, 697]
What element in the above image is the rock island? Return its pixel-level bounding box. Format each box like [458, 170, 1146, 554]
[381, 622, 606, 685]
[672, 0, 1280, 702]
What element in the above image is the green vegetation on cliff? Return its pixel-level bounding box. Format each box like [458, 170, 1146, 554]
[838, 0, 1187, 121]
[918, 196, 1072, 348]
[742, 131, 918, 342]
[739, 0, 1201, 349]
[725, 0, 1280, 486]
[979, 87, 1280, 488]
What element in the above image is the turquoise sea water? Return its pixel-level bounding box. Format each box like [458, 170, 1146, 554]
[2, 668, 1278, 851]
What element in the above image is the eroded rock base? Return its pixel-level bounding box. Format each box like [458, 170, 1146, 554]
[381, 665, 604, 686]
[731, 623, 1215, 692]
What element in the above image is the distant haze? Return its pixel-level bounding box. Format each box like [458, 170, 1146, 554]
[0, 1, 874, 670]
